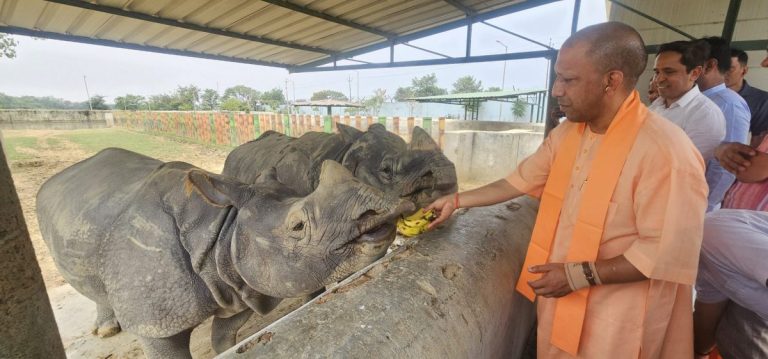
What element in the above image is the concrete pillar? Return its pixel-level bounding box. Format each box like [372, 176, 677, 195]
[0, 139, 65, 358]
[220, 197, 539, 358]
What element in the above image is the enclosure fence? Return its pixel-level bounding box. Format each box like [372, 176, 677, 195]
[112, 111, 447, 148]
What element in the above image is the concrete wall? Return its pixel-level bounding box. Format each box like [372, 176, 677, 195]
[443, 127, 543, 185]
[0, 110, 112, 130]
[221, 197, 538, 359]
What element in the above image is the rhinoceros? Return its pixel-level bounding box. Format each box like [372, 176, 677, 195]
[222, 123, 458, 209]
[36, 148, 413, 359]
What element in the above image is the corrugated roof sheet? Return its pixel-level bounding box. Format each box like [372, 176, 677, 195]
[0, 0, 543, 69]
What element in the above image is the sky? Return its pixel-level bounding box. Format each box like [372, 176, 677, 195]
[0, 0, 607, 103]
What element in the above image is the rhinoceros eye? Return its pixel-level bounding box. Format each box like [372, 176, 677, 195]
[292, 222, 305, 231]
[379, 160, 395, 182]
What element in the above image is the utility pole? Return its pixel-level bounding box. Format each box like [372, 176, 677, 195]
[83, 75, 93, 111]
[285, 78, 290, 113]
[496, 40, 508, 121]
[348, 75, 352, 102]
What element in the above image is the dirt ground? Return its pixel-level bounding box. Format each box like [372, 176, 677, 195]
[6, 129, 233, 358]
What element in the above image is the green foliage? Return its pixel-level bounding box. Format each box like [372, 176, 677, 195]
[175, 85, 200, 110]
[220, 97, 249, 111]
[363, 88, 387, 115]
[148, 94, 177, 111]
[452, 76, 483, 94]
[260, 88, 285, 110]
[394, 87, 415, 101]
[114, 94, 146, 110]
[394, 73, 447, 101]
[222, 85, 260, 110]
[0, 92, 88, 109]
[90, 95, 109, 110]
[311, 90, 348, 101]
[200, 89, 219, 110]
[0, 34, 17, 59]
[512, 98, 527, 119]
[486, 86, 503, 92]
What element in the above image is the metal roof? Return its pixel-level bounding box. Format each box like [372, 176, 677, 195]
[0, 0, 559, 72]
[408, 89, 546, 102]
[292, 99, 363, 107]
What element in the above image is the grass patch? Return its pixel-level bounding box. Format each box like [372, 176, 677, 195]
[56, 128, 190, 159]
[2, 136, 38, 161]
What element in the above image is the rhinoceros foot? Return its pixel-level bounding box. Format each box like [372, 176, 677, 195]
[92, 304, 122, 338]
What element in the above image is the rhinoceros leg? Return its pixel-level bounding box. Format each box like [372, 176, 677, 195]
[91, 303, 121, 338]
[140, 328, 193, 359]
[211, 310, 253, 354]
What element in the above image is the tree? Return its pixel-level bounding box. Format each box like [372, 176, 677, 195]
[363, 88, 387, 115]
[260, 88, 285, 110]
[89, 95, 109, 110]
[222, 85, 260, 110]
[148, 94, 177, 111]
[512, 98, 527, 119]
[200, 89, 219, 110]
[410, 73, 447, 97]
[114, 94, 146, 110]
[452, 76, 483, 94]
[175, 85, 200, 111]
[311, 90, 348, 101]
[220, 97, 249, 111]
[486, 86, 502, 92]
[0, 34, 17, 59]
[394, 87, 414, 102]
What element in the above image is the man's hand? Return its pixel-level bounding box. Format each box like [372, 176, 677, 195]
[425, 193, 457, 229]
[715, 142, 756, 174]
[527, 263, 572, 298]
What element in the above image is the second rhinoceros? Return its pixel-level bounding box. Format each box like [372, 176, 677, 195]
[222, 123, 458, 208]
[36, 148, 413, 359]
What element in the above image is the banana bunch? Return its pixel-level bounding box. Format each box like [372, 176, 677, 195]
[397, 209, 437, 237]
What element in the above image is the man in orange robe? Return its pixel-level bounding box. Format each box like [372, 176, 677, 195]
[428, 22, 707, 358]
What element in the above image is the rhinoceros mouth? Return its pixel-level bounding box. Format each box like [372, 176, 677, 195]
[355, 222, 396, 244]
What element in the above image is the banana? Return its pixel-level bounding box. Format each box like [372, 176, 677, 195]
[397, 209, 436, 237]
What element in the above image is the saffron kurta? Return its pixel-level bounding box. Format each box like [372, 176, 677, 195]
[506, 106, 708, 358]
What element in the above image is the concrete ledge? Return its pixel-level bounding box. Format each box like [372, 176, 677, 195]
[0, 110, 112, 130]
[220, 197, 538, 359]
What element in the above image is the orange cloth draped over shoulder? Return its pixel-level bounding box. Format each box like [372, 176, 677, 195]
[515, 91, 646, 355]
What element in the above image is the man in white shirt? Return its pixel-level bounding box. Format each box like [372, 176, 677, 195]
[650, 41, 726, 163]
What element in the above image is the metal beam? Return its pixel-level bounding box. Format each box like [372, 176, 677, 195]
[466, 21, 473, 57]
[289, 49, 556, 73]
[442, 0, 476, 16]
[291, 0, 561, 70]
[571, 0, 581, 35]
[43, 0, 336, 55]
[0, 26, 289, 68]
[609, 0, 695, 40]
[402, 42, 451, 59]
[721, 0, 742, 42]
[258, 0, 395, 39]
[480, 21, 554, 50]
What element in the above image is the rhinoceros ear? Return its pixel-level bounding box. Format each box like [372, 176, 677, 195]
[367, 123, 386, 133]
[253, 167, 281, 186]
[317, 160, 356, 186]
[186, 170, 244, 207]
[410, 126, 439, 151]
[337, 123, 363, 143]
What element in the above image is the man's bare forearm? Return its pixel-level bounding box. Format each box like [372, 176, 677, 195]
[594, 255, 647, 284]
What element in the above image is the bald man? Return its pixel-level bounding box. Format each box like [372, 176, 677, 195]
[427, 22, 706, 358]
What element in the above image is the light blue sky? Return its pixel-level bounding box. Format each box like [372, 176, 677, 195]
[0, 0, 606, 103]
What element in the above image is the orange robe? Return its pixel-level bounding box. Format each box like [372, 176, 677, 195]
[506, 108, 708, 358]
